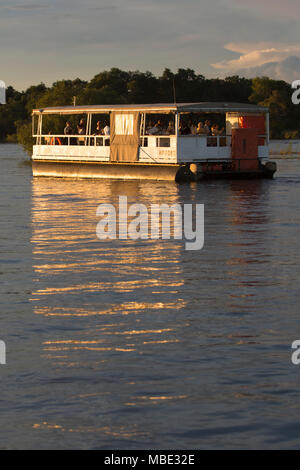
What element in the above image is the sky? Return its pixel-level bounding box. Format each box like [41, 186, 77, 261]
[1, 0, 300, 90]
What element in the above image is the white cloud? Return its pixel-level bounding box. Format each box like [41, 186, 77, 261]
[212, 43, 300, 81]
[238, 56, 300, 82]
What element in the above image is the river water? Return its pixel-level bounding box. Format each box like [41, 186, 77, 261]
[1, 144, 300, 449]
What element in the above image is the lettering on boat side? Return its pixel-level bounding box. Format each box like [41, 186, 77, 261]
[0, 81, 6, 105]
[158, 149, 176, 157]
[0, 341, 6, 365]
[292, 80, 300, 105]
[96, 196, 204, 251]
[291, 341, 300, 365]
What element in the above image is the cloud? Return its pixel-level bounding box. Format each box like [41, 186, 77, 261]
[237, 56, 300, 82]
[88, 5, 117, 11]
[212, 43, 300, 81]
[227, 0, 300, 20]
[0, 3, 50, 11]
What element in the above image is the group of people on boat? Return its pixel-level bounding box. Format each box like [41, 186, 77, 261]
[146, 120, 175, 135]
[46, 117, 224, 146]
[179, 120, 225, 137]
[64, 120, 110, 137]
[46, 119, 110, 145]
[145, 119, 225, 137]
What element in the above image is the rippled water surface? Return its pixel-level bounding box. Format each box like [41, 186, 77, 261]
[1, 144, 300, 449]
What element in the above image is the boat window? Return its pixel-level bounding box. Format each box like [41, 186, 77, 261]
[140, 137, 148, 147]
[207, 136, 218, 147]
[157, 137, 171, 148]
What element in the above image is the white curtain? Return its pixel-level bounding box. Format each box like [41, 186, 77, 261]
[115, 114, 134, 136]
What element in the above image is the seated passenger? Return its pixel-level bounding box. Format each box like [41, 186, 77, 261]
[189, 121, 197, 135]
[166, 121, 175, 135]
[103, 122, 110, 136]
[146, 121, 154, 135]
[45, 131, 52, 145]
[196, 122, 206, 135]
[179, 123, 190, 135]
[45, 131, 62, 146]
[210, 124, 219, 146]
[148, 123, 160, 135]
[156, 121, 163, 134]
[211, 124, 219, 136]
[204, 120, 211, 135]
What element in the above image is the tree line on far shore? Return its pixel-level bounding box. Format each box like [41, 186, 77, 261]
[0, 68, 299, 153]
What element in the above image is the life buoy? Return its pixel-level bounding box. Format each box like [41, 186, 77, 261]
[50, 137, 62, 146]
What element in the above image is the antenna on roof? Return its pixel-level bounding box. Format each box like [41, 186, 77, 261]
[172, 78, 177, 105]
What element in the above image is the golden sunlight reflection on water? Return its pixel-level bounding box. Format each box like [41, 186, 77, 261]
[30, 178, 187, 366]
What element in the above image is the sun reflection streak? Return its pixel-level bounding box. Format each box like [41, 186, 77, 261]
[33, 422, 151, 438]
[31, 178, 186, 368]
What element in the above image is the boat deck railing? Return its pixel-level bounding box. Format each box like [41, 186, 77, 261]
[33, 134, 111, 146]
[33, 134, 268, 148]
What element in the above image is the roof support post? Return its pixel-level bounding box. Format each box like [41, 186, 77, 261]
[87, 113, 92, 146]
[37, 115, 42, 145]
[175, 112, 179, 163]
[176, 112, 180, 137]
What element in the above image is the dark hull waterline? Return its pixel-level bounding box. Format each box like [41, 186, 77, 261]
[32, 159, 277, 182]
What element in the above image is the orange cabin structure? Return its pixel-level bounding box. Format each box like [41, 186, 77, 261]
[231, 128, 259, 171]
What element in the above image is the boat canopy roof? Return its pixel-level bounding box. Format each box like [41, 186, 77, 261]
[32, 102, 268, 116]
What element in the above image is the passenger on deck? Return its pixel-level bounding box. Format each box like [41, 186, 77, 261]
[148, 123, 160, 135]
[64, 121, 74, 135]
[145, 121, 153, 135]
[94, 121, 103, 135]
[210, 125, 219, 146]
[45, 131, 52, 145]
[196, 122, 206, 135]
[93, 121, 104, 146]
[211, 124, 219, 136]
[204, 120, 211, 135]
[179, 122, 190, 135]
[156, 121, 163, 134]
[64, 121, 74, 145]
[103, 122, 110, 136]
[166, 121, 175, 135]
[189, 121, 197, 135]
[77, 119, 86, 135]
[77, 119, 86, 145]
